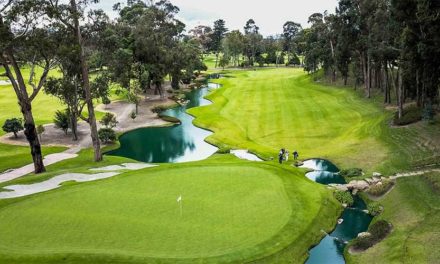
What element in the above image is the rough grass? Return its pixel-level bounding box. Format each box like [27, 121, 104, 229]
[346, 172, 440, 264]
[0, 155, 341, 263]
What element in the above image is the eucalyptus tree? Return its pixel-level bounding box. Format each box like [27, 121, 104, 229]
[243, 19, 262, 67]
[189, 25, 212, 55]
[282, 21, 302, 64]
[0, 0, 60, 173]
[222, 30, 245, 67]
[211, 19, 228, 68]
[132, 0, 185, 98]
[44, 0, 104, 161]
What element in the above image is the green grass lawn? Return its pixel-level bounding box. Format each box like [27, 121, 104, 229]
[347, 172, 440, 264]
[0, 155, 341, 263]
[189, 68, 391, 173]
[1, 66, 439, 263]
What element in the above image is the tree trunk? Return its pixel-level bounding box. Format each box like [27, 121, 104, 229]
[397, 70, 403, 119]
[71, 0, 101, 162]
[215, 52, 219, 68]
[366, 54, 371, 98]
[2, 51, 46, 174]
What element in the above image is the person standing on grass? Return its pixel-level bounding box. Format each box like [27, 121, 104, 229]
[293, 150, 299, 160]
[285, 150, 289, 161]
[278, 149, 285, 164]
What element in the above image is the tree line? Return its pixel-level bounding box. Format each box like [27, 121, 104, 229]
[1, 0, 205, 173]
[301, 0, 440, 120]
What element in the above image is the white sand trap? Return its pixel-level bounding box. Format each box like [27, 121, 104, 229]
[0, 153, 78, 183]
[0, 80, 11, 86]
[230, 150, 263, 162]
[89, 163, 157, 171]
[0, 172, 119, 199]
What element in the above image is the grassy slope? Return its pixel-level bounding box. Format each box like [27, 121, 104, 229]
[189, 68, 390, 174]
[347, 172, 440, 264]
[0, 155, 341, 264]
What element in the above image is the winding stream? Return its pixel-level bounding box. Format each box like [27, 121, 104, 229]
[107, 83, 220, 163]
[302, 159, 373, 264]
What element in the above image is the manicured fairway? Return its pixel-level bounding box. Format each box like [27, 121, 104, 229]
[0, 158, 340, 263]
[190, 68, 389, 172]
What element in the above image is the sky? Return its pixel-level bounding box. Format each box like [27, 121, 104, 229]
[96, 0, 339, 36]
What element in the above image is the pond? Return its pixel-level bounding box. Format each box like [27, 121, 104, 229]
[302, 159, 373, 264]
[106, 83, 220, 163]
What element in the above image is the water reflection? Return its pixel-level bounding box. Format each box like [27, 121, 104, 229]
[106, 83, 220, 163]
[302, 159, 373, 264]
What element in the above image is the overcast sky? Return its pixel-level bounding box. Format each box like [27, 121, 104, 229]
[96, 0, 339, 36]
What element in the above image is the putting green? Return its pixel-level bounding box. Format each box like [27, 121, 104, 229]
[0, 161, 339, 263]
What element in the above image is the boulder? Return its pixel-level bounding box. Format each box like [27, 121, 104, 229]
[357, 232, 371, 238]
[373, 172, 382, 177]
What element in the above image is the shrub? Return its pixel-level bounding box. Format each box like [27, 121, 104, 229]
[152, 105, 168, 113]
[394, 105, 422, 126]
[422, 102, 436, 123]
[100, 112, 118, 128]
[350, 220, 392, 251]
[54, 110, 69, 135]
[333, 191, 354, 206]
[367, 179, 395, 196]
[159, 115, 181, 124]
[367, 202, 383, 216]
[98, 128, 117, 144]
[102, 96, 111, 106]
[340, 168, 363, 178]
[130, 111, 137, 121]
[2, 118, 24, 138]
[37, 125, 45, 141]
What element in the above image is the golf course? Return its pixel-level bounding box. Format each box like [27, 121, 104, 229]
[1, 0, 439, 263]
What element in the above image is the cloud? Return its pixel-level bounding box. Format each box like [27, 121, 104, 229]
[96, 0, 338, 36]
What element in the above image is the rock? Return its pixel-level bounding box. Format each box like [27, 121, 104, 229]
[372, 177, 381, 183]
[365, 178, 374, 184]
[362, 209, 369, 214]
[357, 232, 371, 238]
[342, 203, 348, 208]
[352, 189, 359, 195]
[376, 181, 383, 186]
[373, 172, 382, 177]
[338, 218, 344, 224]
[348, 180, 369, 190]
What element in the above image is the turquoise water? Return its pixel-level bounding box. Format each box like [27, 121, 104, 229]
[303, 159, 373, 264]
[106, 83, 219, 163]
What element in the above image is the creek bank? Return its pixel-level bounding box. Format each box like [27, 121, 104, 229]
[301, 159, 373, 264]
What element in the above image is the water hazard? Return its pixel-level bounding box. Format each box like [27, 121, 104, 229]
[302, 159, 373, 264]
[106, 83, 219, 163]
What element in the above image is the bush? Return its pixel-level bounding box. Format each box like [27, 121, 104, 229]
[422, 102, 436, 123]
[367, 179, 395, 196]
[152, 105, 168, 113]
[100, 112, 118, 128]
[102, 96, 111, 106]
[2, 118, 24, 138]
[37, 125, 45, 140]
[334, 191, 354, 206]
[350, 220, 392, 251]
[98, 128, 117, 144]
[394, 105, 422, 126]
[367, 202, 383, 216]
[340, 168, 363, 178]
[54, 110, 69, 135]
[159, 115, 181, 124]
[130, 111, 137, 121]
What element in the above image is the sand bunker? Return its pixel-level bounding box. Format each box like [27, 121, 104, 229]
[89, 163, 157, 171]
[0, 163, 156, 199]
[230, 150, 263, 162]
